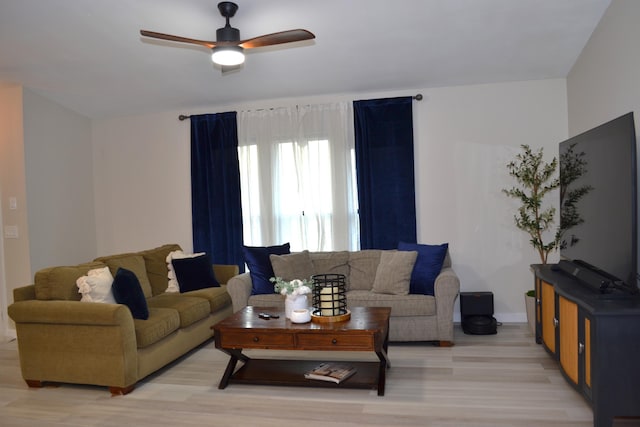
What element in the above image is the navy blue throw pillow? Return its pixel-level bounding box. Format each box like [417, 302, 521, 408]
[112, 267, 149, 320]
[172, 253, 220, 293]
[398, 242, 449, 296]
[242, 243, 291, 295]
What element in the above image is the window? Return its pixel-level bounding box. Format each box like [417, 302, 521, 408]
[238, 103, 358, 251]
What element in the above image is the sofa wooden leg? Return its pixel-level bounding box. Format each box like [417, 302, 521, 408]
[25, 379, 44, 388]
[438, 340, 454, 347]
[25, 380, 60, 389]
[109, 385, 135, 396]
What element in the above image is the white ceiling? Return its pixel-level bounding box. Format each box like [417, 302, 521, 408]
[0, 0, 611, 119]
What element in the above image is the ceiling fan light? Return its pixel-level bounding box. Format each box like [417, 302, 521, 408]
[211, 46, 245, 66]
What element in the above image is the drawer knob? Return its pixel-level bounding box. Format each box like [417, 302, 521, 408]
[332, 338, 337, 344]
[253, 336, 259, 342]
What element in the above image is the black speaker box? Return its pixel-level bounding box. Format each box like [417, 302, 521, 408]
[460, 292, 494, 316]
[460, 292, 497, 335]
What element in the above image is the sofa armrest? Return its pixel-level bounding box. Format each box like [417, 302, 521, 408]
[227, 272, 252, 312]
[213, 264, 240, 285]
[433, 267, 461, 342]
[8, 300, 139, 389]
[8, 300, 134, 326]
[13, 284, 36, 302]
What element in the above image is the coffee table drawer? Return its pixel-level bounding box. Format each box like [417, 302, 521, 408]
[220, 332, 295, 348]
[296, 333, 374, 350]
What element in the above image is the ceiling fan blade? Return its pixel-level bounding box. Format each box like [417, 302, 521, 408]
[140, 30, 217, 49]
[239, 29, 315, 49]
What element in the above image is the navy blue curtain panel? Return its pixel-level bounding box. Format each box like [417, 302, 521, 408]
[353, 96, 417, 249]
[190, 112, 245, 272]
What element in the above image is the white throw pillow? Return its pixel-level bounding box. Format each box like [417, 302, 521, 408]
[165, 250, 206, 292]
[76, 266, 116, 303]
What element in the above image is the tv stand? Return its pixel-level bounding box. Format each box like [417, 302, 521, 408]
[532, 264, 640, 427]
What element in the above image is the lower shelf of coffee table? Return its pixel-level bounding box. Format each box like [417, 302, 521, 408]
[228, 359, 381, 391]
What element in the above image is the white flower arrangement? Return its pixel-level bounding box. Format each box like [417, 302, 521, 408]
[270, 276, 314, 296]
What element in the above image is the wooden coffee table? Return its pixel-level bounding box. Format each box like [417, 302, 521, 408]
[213, 306, 391, 396]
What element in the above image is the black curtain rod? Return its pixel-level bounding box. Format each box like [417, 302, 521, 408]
[178, 93, 423, 121]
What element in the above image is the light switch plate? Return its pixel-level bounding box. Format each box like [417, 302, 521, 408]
[9, 197, 17, 210]
[4, 225, 18, 239]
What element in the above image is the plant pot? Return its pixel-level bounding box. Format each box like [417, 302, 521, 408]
[524, 291, 536, 335]
[285, 294, 308, 319]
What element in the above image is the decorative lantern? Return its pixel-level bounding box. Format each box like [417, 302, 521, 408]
[311, 274, 350, 322]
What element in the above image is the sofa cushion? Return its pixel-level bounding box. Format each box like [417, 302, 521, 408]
[346, 290, 436, 317]
[133, 307, 181, 348]
[398, 242, 449, 295]
[182, 285, 232, 313]
[34, 261, 107, 301]
[112, 268, 150, 320]
[172, 253, 220, 293]
[76, 266, 116, 303]
[137, 244, 182, 295]
[270, 251, 315, 281]
[371, 250, 418, 295]
[348, 250, 382, 291]
[146, 294, 210, 328]
[97, 254, 153, 299]
[243, 243, 291, 295]
[309, 251, 350, 286]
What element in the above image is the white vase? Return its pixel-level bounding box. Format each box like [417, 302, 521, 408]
[285, 294, 308, 319]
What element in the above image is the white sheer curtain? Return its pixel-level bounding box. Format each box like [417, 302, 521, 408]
[237, 102, 359, 252]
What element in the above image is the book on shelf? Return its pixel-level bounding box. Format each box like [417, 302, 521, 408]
[304, 362, 357, 384]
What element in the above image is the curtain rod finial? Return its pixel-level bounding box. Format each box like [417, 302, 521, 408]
[179, 114, 190, 121]
[414, 94, 423, 101]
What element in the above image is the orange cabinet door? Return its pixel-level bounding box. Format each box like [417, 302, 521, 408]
[559, 296, 579, 385]
[541, 281, 556, 354]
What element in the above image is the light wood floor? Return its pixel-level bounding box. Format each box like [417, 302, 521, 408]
[0, 324, 592, 426]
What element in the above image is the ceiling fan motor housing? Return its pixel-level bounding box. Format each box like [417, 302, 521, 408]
[217, 2, 240, 42]
[217, 25, 240, 42]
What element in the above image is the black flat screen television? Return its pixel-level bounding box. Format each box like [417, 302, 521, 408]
[557, 112, 638, 295]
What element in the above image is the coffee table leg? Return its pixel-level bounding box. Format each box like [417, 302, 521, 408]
[376, 350, 387, 396]
[218, 349, 249, 389]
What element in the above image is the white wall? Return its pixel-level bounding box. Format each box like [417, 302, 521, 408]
[567, 0, 640, 135]
[23, 89, 96, 272]
[92, 79, 568, 322]
[0, 87, 94, 337]
[0, 84, 30, 338]
[91, 111, 193, 255]
[415, 80, 567, 320]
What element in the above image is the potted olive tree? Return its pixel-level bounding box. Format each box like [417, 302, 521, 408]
[503, 144, 590, 334]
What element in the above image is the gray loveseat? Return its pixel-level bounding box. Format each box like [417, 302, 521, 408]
[227, 249, 460, 344]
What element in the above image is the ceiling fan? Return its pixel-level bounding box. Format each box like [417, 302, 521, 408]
[140, 1, 315, 68]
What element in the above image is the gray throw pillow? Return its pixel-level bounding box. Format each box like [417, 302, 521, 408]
[371, 250, 418, 295]
[349, 250, 382, 290]
[270, 250, 316, 281]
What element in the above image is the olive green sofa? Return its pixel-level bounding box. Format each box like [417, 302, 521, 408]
[8, 244, 235, 395]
